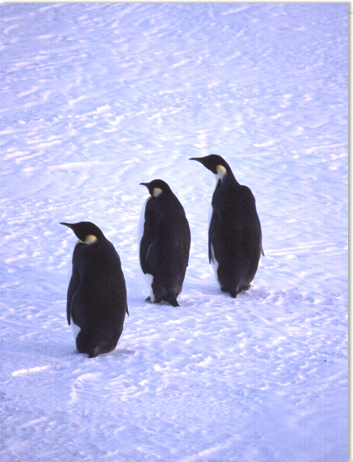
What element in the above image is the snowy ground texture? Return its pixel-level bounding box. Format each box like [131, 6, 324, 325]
[0, 3, 348, 461]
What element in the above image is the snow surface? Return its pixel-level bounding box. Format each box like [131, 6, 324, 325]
[0, 3, 348, 461]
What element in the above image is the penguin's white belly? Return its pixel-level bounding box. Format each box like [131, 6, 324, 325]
[210, 243, 219, 280]
[144, 272, 155, 301]
[71, 316, 81, 340]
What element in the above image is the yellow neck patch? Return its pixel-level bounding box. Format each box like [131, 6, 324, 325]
[152, 187, 163, 197]
[85, 234, 97, 244]
[216, 165, 227, 179]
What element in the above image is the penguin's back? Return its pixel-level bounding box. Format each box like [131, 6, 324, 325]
[69, 238, 127, 357]
[146, 193, 190, 273]
[139, 189, 191, 305]
[210, 182, 263, 295]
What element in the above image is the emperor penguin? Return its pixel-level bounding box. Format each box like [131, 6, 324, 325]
[190, 154, 264, 297]
[60, 221, 128, 357]
[138, 179, 191, 307]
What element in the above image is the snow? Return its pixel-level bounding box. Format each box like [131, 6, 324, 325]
[0, 3, 348, 461]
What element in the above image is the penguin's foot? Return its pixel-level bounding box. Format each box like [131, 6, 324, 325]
[88, 350, 99, 358]
[221, 286, 238, 298]
[229, 284, 252, 298]
[88, 343, 116, 358]
[221, 286, 236, 296]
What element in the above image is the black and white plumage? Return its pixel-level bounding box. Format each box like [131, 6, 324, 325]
[60, 221, 128, 358]
[138, 179, 191, 307]
[190, 155, 264, 297]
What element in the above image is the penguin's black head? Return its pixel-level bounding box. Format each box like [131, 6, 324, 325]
[190, 154, 232, 179]
[60, 221, 104, 244]
[140, 179, 172, 198]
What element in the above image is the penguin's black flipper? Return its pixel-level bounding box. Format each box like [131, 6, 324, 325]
[67, 266, 80, 325]
[144, 239, 160, 276]
[208, 210, 218, 264]
[140, 234, 154, 274]
[139, 209, 157, 275]
[66, 241, 85, 325]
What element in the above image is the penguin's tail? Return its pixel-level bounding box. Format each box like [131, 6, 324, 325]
[166, 294, 180, 307]
[88, 344, 111, 358]
[88, 347, 100, 358]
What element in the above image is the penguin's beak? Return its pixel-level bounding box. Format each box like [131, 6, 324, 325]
[189, 157, 206, 167]
[60, 222, 72, 229]
[189, 156, 216, 174]
[140, 182, 152, 196]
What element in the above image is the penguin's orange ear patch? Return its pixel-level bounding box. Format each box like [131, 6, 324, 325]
[152, 187, 163, 197]
[85, 234, 97, 244]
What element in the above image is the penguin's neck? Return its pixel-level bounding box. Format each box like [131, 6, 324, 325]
[85, 235, 97, 244]
[216, 165, 227, 180]
[213, 167, 239, 193]
[214, 165, 227, 189]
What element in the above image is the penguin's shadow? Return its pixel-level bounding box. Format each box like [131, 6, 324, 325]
[70, 347, 135, 359]
[111, 348, 135, 356]
[183, 280, 224, 297]
[182, 280, 265, 303]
